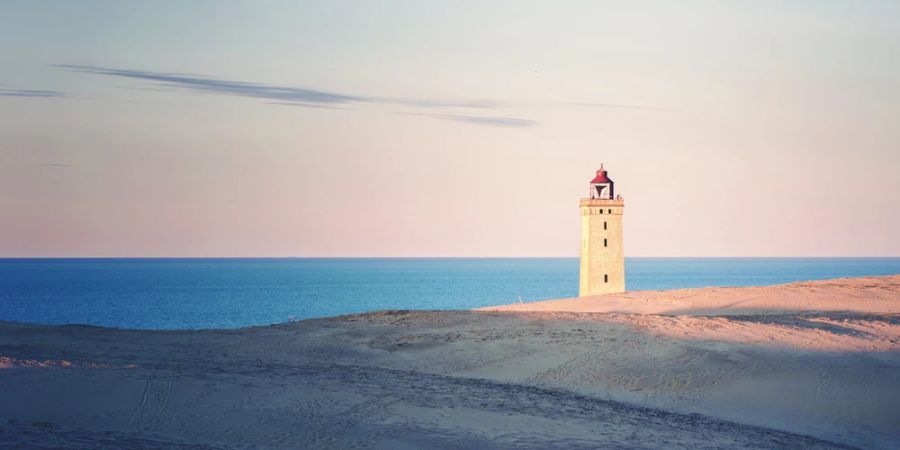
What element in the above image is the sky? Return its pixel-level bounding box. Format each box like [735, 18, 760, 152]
[1, 0, 899, 257]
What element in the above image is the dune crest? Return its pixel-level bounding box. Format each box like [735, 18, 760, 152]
[479, 275, 900, 315]
[478, 276, 900, 352]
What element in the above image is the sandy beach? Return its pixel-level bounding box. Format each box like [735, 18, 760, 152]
[1, 275, 898, 449]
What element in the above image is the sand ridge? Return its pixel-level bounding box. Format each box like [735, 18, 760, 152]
[479, 275, 900, 316]
[479, 275, 900, 352]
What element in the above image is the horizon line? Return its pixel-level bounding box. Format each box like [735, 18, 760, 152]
[2, 256, 899, 260]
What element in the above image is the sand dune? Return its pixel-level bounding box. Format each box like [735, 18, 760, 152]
[481, 275, 900, 316]
[1, 276, 898, 448]
[481, 275, 900, 352]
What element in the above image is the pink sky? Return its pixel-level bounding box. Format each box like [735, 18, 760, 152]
[1, 2, 899, 256]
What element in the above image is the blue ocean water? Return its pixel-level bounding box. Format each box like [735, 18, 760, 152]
[1, 258, 898, 330]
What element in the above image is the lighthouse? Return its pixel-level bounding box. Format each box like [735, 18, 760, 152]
[579, 164, 625, 296]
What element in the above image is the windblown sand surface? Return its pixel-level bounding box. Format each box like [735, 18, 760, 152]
[481, 275, 900, 352]
[1, 276, 898, 449]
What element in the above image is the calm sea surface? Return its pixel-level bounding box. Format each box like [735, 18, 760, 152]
[1, 258, 898, 329]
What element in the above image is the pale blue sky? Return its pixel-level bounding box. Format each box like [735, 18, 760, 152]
[2, 1, 899, 256]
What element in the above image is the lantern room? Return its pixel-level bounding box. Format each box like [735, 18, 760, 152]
[589, 164, 614, 200]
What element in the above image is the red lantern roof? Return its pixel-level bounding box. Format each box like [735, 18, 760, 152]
[590, 164, 613, 184]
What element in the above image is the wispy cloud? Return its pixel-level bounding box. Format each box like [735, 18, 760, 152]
[373, 97, 504, 109]
[0, 89, 67, 98]
[56, 64, 512, 111]
[397, 112, 539, 128]
[54, 64, 668, 127]
[434, 114, 538, 128]
[55, 64, 359, 105]
[269, 101, 353, 110]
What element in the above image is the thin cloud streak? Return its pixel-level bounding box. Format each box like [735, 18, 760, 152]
[0, 89, 67, 98]
[56, 64, 360, 104]
[372, 97, 504, 109]
[399, 112, 538, 128]
[269, 101, 353, 110]
[58, 64, 520, 110]
[54, 64, 668, 127]
[437, 114, 538, 128]
[58, 64, 529, 110]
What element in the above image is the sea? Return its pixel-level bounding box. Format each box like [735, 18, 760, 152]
[1, 257, 898, 330]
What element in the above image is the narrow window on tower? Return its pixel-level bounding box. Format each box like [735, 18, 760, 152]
[604, 238, 608, 247]
[604, 274, 608, 283]
[599, 209, 604, 214]
[604, 221, 607, 230]
[608, 209, 612, 214]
